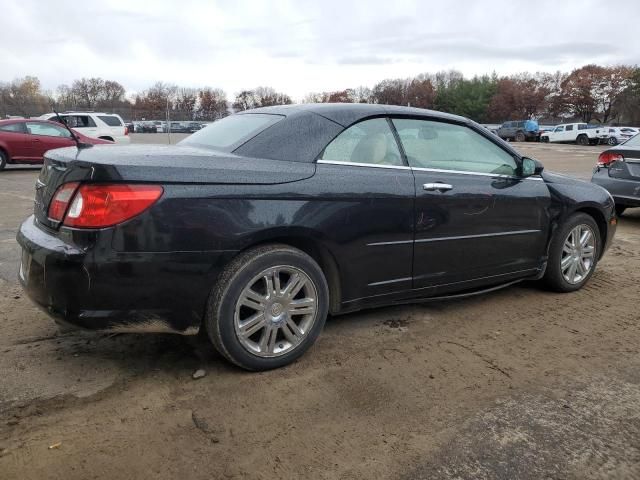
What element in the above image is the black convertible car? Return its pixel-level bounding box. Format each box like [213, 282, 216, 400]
[17, 104, 616, 370]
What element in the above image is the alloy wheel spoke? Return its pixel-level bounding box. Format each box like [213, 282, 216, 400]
[283, 273, 307, 298]
[241, 289, 267, 310]
[561, 255, 573, 271]
[570, 230, 577, 249]
[576, 259, 586, 276]
[288, 298, 315, 316]
[282, 318, 302, 344]
[580, 229, 592, 247]
[259, 325, 276, 353]
[567, 259, 578, 281]
[239, 312, 266, 338]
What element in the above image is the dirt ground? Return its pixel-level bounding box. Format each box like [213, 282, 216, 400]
[1, 138, 639, 479]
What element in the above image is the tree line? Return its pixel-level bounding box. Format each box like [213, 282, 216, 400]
[1, 64, 639, 124]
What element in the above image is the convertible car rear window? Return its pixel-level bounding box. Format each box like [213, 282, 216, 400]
[179, 113, 283, 151]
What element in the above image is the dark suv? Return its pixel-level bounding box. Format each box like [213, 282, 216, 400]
[497, 120, 540, 142]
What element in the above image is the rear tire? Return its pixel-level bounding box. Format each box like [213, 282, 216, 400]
[607, 137, 618, 146]
[541, 136, 549, 143]
[0, 150, 6, 171]
[615, 205, 627, 216]
[205, 244, 329, 371]
[544, 213, 600, 293]
[577, 135, 589, 146]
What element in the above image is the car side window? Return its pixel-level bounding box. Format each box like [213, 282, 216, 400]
[26, 122, 71, 138]
[554, 126, 564, 132]
[0, 122, 26, 133]
[566, 125, 574, 131]
[320, 118, 403, 166]
[392, 119, 518, 176]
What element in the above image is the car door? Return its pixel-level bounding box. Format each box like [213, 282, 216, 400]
[550, 125, 564, 142]
[564, 124, 575, 142]
[0, 122, 31, 160]
[391, 118, 550, 292]
[25, 122, 75, 160]
[314, 117, 415, 303]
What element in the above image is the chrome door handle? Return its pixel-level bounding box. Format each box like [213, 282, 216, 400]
[423, 183, 453, 192]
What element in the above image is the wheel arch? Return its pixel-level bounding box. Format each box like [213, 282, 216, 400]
[234, 231, 342, 314]
[98, 136, 114, 142]
[570, 206, 608, 259]
[0, 143, 10, 162]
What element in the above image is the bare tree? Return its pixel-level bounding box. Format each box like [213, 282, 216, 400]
[197, 87, 228, 120]
[0, 76, 49, 117]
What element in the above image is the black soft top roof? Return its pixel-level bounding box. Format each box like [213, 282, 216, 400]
[240, 103, 469, 127]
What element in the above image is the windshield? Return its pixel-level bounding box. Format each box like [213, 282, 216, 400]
[623, 133, 640, 147]
[179, 113, 283, 151]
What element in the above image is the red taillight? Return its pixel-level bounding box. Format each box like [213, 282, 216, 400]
[55, 184, 163, 228]
[124, 126, 129, 135]
[597, 152, 624, 167]
[48, 182, 80, 221]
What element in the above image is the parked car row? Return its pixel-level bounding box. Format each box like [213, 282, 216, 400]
[128, 121, 207, 133]
[494, 119, 639, 147]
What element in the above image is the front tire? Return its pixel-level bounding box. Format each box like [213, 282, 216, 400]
[515, 131, 526, 142]
[607, 137, 618, 146]
[544, 213, 600, 292]
[577, 135, 589, 146]
[0, 150, 7, 171]
[205, 244, 329, 371]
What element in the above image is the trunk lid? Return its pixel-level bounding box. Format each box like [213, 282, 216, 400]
[607, 146, 640, 181]
[34, 144, 316, 229]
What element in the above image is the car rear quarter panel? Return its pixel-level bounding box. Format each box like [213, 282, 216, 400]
[110, 167, 415, 307]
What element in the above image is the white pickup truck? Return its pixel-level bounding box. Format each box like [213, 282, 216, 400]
[540, 123, 600, 146]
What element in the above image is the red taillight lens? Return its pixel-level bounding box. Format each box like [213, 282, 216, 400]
[48, 182, 80, 221]
[62, 184, 163, 228]
[597, 152, 624, 167]
[124, 126, 129, 135]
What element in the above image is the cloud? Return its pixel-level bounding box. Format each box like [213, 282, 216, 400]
[0, 0, 639, 100]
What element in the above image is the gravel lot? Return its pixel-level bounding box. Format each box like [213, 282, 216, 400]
[1, 138, 639, 479]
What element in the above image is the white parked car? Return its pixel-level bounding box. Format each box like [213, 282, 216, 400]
[597, 127, 639, 146]
[540, 123, 599, 146]
[40, 112, 130, 144]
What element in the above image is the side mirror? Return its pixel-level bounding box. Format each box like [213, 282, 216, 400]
[521, 157, 544, 177]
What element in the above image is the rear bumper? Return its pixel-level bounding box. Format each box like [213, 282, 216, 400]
[591, 168, 640, 207]
[16, 215, 234, 334]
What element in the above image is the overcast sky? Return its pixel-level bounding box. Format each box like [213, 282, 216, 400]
[1, 0, 639, 100]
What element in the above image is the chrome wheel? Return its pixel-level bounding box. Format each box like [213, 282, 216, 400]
[234, 265, 318, 358]
[561, 224, 596, 284]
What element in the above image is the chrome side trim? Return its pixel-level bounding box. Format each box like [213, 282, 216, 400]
[367, 277, 412, 287]
[316, 160, 545, 181]
[367, 239, 413, 246]
[410, 166, 544, 181]
[415, 229, 541, 243]
[317, 160, 411, 170]
[367, 229, 541, 247]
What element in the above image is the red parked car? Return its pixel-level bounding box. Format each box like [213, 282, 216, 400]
[0, 119, 111, 170]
